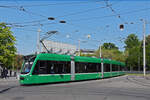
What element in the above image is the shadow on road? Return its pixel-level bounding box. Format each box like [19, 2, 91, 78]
[0, 86, 17, 94]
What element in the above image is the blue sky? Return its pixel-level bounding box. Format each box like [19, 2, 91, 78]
[0, 0, 150, 55]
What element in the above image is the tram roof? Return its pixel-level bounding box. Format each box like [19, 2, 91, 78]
[35, 53, 125, 66]
[74, 56, 101, 63]
[36, 53, 71, 61]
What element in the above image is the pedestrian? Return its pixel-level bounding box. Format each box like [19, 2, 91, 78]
[1, 69, 4, 78]
[3, 67, 8, 79]
[2, 68, 5, 79]
[0, 70, 1, 78]
[10, 70, 12, 77]
[0, 69, 3, 78]
[6, 69, 8, 78]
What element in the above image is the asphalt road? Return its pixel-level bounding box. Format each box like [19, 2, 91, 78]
[1, 75, 150, 100]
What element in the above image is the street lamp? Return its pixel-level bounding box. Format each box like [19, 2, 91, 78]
[59, 20, 66, 23]
[47, 31, 58, 35]
[119, 24, 124, 31]
[48, 17, 55, 20]
[87, 34, 91, 39]
[140, 19, 146, 77]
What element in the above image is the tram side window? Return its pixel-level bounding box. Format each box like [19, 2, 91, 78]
[47, 61, 71, 74]
[64, 62, 71, 73]
[87, 63, 98, 73]
[32, 61, 47, 74]
[51, 63, 63, 74]
[97, 64, 101, 72]
[40, 61, 48, 74]
[32, 61, 39, 75]
[120, 66, 122, 71]
[112, 64, 118, 71]
[120, 66, 124, 71]
[122, 66, 125, 71]
[75, 62, 86, 73]
[75, 62, 101, 73]
[32, 60, 71, 75]
[116, 65, 119, 71]
[118, 65, 121, 71]
[104, 64, 110, 72]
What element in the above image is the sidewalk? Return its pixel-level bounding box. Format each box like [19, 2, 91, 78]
[128, 75, 150, 87]
[0, 77, 19, 93]
[0, 77, 18, 82]
[0, 77, 18, 87]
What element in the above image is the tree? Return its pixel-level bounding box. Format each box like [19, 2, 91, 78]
[0, 23, 16, 68]
[124, 34, 140, 50]
[126, 46, 141, 70]
[14, 54, 23, 70]
[94, 43, 125, 62]
[124, 34, 141, 71]
[145, 35, 150, 70]
[102, 43, 118, 50]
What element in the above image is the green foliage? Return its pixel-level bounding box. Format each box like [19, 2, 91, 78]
[124, 34, 140, 50]
[145, 35, 150, 70]
[100, 43, 124, 62]
[124, 34, 141, 70]
[81, 43, 125, 62]
[126, 46, 140, 69]
[102, 42, 118, 50]
[80, 51, 96, 57]
[14, 54, 23, 70]
[0, 23, 16, 68]
[146, 35, 150, 45]
[78, 34, 150, 71]
[96, 48, 125, 62]
[123, 34, 150, 70]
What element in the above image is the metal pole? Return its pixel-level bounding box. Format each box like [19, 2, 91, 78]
[78, 40, 80, 56]
[37, 28, 41, 54]
[99, 45, 102, 58]
[99, 44, 104, 78]
[143, 19, 146, 77]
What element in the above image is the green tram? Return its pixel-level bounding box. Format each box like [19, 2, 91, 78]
[19, 53, 125, 85]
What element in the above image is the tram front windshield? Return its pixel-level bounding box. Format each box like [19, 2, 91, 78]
[21, 60, 33, 74]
